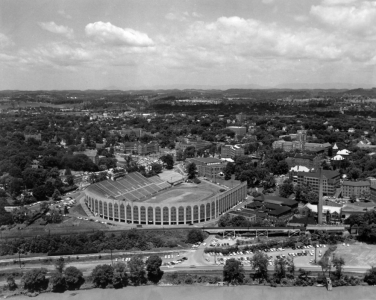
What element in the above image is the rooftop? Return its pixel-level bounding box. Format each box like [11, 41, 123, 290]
[342, 180, 370, 187]
[297, 169, 340, 179]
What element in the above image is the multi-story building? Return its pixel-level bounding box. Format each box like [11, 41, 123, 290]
[175, 137, 212, 152]
[221, 145, 245, 158]
[272, 130, 331, 154]
[123, 142, 159, 155]
[286, 153, 321, 169]
[296, 170, 341, 196]
[226, 126, 247, 136]
[186, 157, 227, 178]
[73, 149, 99, 164]
[342, 180, 370, 199]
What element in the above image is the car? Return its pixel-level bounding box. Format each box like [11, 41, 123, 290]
[190, 265, 196, 268]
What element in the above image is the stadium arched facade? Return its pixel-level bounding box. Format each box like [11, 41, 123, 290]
[84, 172, 247, 225]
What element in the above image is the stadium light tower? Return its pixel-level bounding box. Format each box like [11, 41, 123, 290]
[318, 167, 324, 225]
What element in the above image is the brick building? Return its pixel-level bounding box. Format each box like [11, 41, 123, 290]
[296, 170, 340, 196]
[342, 180, 370, 199]
[221, 145, 245, 158]
[186, 157, 227, 178]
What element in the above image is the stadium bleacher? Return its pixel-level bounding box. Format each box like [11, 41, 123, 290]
[86, 172, 171, 201]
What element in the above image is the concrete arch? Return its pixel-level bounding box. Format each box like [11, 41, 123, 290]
[126, 205, 132, 223]
[133, 205, 139, 224]
[193, 205, 199, 223]
[178, 206, 185, 225]
[140, 206, 146, 224]
[186, 206, 192, 224]
[114, 203, 119, 220]
[120, 203, 125, 221]
[108, 202, 113, 220]
[206, 203, 210, 221]
[163, 207, 169, 225]
[147, 207, 154, 224]
[155, 207, 161, 225]
[171, 206, 177, 224]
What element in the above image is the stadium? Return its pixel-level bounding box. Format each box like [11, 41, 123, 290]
[84, 172, 247, 225]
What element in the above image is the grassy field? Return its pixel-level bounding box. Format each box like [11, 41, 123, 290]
[144, 186, 216, 204]
[334, 242, 376, 267]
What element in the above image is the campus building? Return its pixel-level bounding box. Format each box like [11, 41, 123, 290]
[221, 145, 245, 158]
[186, 157, 227, 178]
[123, 141, 159, 155]
[342, 180, 370, 199]
[296, 170, 341, 196]
[73, 149, 99, 164]
[286, 153, 321, 170]
[226, 126, 247, 136]
[85, 172, 247, 225]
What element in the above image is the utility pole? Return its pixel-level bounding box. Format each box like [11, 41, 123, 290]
[18, 248, 21, 269]
[110, 248, 113, 266]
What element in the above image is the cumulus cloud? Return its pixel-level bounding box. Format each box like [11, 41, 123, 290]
[262, 0, 274, 4]
[321, 0, 357, 5]
[310, 1, 376, 35]
[85, 21, 154, 47]
[0, 33, 13, 48]
[38, 22, 74, 39]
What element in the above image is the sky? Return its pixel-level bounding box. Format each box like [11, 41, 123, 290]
[0, 0, 376, 90]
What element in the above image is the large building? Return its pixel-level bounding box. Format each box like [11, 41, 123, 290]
[286, 153, 321, 170]
[175, 137, 212, 152]
[296, 170, 340, 196]
[221, 145, 245, 158]
[73, 149, 99, 164]
[342, 180, 370, 199]
[186, 157, 227, 178]
[85, 172, 247, 225]
[24, 133, 42, 141]
[226, 126, 247, 136]
[272, 130, 331, 154]
[123, 141, 159, 155]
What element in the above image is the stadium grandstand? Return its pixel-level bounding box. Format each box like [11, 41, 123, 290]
[85, 172, 247, 226]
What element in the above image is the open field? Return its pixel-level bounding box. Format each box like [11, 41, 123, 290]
[159, 170, 185, 183]
[334, 242, 376, 267]
[144, 188, 214, 204]
[7, 285, 376, 300]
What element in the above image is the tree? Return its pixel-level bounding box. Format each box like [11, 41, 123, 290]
[151, 163, 163, 174]
[55, 257, 65, 274]
[262, 174, 276, 190]
[112, 263, 128, 289]
[64, 266, 84, 290]
[49, 272, 66, 293]
[274, 257, 288, 282]
[91, 264, 114, 288]
[279, 180, 294, 198]
[347, 168, 361, 181]
[146, 255, 164, 284]
[160, 154, 174, 170]
[332, 256, 345, 279]
[251, 252, 269, 281]
[306, 191, 319, 204]
[52, 189, 62, 201]
[186, 228, 204, 244]
[186, 162, 197, 179]
[22, 268, 49, 292]
[32, 185, 47, 201]
[128, 256, 147, 286]
[350, 194, 357, 203]
[364, 267, 376, 285]
[66, 175, 75, 186]
[7, 276, 17, 291]
[275, 160, 289, 175]
[317, 257, 330, 277]
[223, 258, 245, 285]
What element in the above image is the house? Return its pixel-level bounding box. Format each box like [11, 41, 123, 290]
[341, 203, 376, 220]
[24, 133, 42, 141]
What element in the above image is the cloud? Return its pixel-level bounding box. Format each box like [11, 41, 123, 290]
[85, 21, 154, 47]
[310, 1, 376, 35]
[57, 10, 72, 19]
[294, 15, 309, 22]
[262, 0, 274, 4]
[38, 22, 74, 39]
[0, 33, 13, 48]
[165, 12, 187, 21]
[321, 0, 357, 5]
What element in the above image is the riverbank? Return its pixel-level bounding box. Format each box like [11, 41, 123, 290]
[7, 285, 376, 300]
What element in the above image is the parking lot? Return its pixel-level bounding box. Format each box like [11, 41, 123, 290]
[203, 241, 338, 269]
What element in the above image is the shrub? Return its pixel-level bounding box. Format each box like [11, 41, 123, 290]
[7, 276, 17, 291]
[112, 263, 128, 289]
[64, 266, 84, 290]
[184, 276, 194, 284]
[49, 272, 66, 293]
[22, 268, 49, 292]
[91, 264, 114, 288]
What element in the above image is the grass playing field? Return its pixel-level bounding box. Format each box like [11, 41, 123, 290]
[144, 187, 215, 204]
